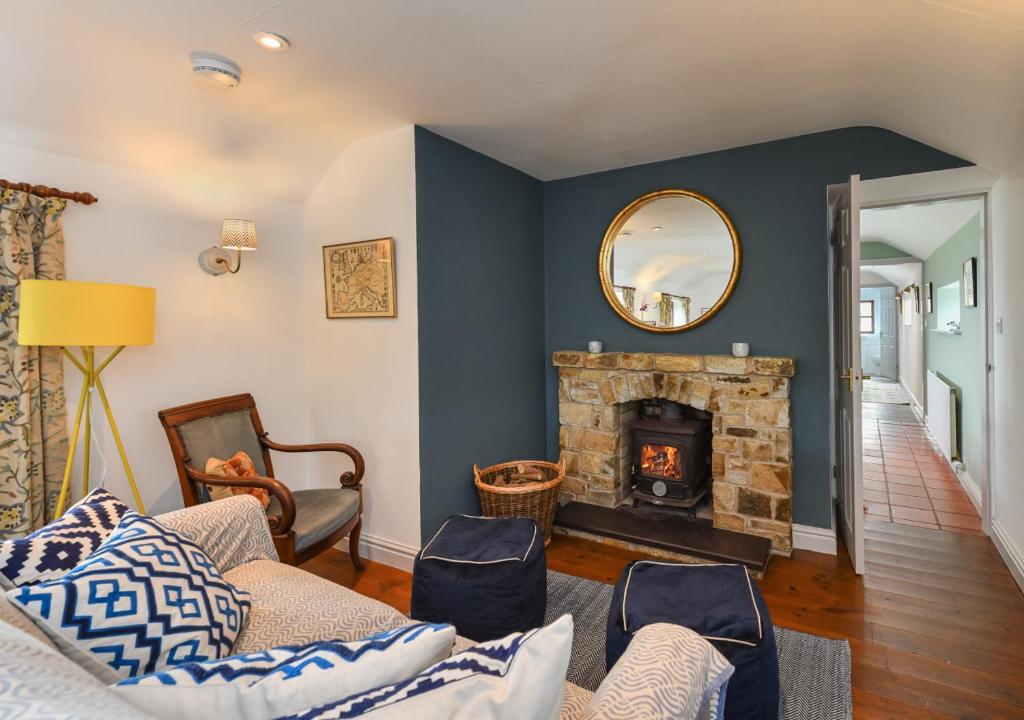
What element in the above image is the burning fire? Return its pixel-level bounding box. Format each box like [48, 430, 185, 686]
[641, 443, 682, 479]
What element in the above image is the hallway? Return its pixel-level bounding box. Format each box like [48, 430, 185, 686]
[862, 401, 982, 534]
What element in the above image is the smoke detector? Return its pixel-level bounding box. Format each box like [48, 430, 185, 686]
[189, 51, 241, 88]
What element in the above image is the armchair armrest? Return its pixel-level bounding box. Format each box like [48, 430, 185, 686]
[584, 624, 734, 720]
[155, 495, 280, 571]
[258, 434, 365, 488]
[185, 466, 296, 536]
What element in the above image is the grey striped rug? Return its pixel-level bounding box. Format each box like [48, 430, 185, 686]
[545, 570, 852, 720]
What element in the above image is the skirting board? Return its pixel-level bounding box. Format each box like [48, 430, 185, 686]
[792, 523, 837, 555]
[990, 520, 1024, 593]
[956, 466, 982, 514]
[334, 533, 419, 572]
[900, 378, 924, 418]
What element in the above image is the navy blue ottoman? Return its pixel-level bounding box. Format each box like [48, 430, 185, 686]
[606, 561, 778, 720]
[411, 515, 546, 642]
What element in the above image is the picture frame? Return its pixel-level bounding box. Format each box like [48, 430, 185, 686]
[322, 237, 397, 319]
[924, 282, 933, 314]
[962, 257, 977, 308]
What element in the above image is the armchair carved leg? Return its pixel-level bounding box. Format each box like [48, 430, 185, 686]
[349, 517, 365, 571]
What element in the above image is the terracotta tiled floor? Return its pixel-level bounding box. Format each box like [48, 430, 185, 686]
[862, 400, 982, 534]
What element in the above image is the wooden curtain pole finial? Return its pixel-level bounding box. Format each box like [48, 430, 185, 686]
[0, 179, 98, 205]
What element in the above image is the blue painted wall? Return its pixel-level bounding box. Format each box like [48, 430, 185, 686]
[415, 127, 547, 542]
[542, 128, 967, 529]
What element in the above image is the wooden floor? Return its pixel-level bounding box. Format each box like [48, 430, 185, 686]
[303, 519, 1024, 719]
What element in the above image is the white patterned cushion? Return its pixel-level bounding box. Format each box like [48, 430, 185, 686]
[6, 511, 251, 683]
[156, 495, 278, 572]
[113, 623, 456, 720]
[279, 614, 574, 720]
[0, 620, 156, 720]
[583, 623, 734, 720]
[0, 488, 128, 588]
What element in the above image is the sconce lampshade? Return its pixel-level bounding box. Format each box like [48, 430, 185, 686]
[18, 280, 156, 347]
[220, 218, 259, 251]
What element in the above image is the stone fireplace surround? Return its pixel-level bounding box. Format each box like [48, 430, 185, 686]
[553, 351, 795, 553]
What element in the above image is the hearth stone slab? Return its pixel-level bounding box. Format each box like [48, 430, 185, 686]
[554, 501, 771, 576]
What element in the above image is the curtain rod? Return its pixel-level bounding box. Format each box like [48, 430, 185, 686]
[0, 179, 98, 205]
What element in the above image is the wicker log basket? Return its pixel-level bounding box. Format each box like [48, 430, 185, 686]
[473, 459, 565, 546]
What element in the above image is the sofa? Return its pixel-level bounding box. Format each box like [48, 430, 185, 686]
[0, 496, 728, 719]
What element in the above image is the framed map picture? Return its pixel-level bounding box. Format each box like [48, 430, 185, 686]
[322, 238, 397, 318]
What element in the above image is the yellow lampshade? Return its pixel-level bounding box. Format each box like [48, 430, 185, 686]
[18, 280, 156, 347]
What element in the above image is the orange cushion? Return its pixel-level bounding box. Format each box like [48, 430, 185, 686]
[204, 451, 271, 509]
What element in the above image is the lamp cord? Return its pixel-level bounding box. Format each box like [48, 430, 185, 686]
[86, 387, 109, 489]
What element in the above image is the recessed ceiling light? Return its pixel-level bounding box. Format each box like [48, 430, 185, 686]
[253, 31, 290, 52]
[651, 226, 663, 231]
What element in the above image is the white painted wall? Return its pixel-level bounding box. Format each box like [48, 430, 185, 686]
[302, 126, 421, 563]
[0, 142, 307, 514]
[990, 175, 1024, 590]
[899, 265, 925, 409]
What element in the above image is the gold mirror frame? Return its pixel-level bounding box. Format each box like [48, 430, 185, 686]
[598, 188, 741, 333]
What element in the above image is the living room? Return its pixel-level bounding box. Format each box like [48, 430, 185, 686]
[2, 2, 1023, 719]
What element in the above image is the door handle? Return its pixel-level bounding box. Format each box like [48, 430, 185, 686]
[840, 369, 871, 391]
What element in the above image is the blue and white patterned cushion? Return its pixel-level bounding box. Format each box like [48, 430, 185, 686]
[112, 623, 456, 720]
[279, 614, 574, 720]
[0, 488, 128, 588]
[6, 511, 250, 683]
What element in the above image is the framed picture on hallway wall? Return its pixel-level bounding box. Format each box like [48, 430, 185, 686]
[962, 257, 977, 308]
[322, 237, 397, 318]
[925, 282, 933, 314]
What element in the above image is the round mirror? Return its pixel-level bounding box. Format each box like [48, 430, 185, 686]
[599, 189, 741, 332]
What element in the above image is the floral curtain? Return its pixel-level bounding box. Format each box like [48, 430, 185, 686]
[0, 189, 68, 537]
[620, 286, 636, 315]
[658, 295, 673, 327]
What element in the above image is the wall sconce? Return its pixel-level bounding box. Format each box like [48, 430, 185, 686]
[198, 219, 259, 275]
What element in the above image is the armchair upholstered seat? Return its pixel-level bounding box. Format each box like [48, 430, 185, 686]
[158, 393, 365, 568]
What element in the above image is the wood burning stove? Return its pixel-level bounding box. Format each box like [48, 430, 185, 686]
[632, 400, 712, 516]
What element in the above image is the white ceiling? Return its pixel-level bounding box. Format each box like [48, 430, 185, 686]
[861, 196, 983, 260]
[861, 263, 920, 290]
[2, 0, 1023, 201]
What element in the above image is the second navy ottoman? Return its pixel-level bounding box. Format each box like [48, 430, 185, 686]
[606, 561, 779, 720]
[411, 514, 546, 642]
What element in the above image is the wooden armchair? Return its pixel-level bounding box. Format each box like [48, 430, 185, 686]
[158, 393, 365, 569]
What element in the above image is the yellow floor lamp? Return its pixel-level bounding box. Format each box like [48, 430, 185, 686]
[18, 280, 156, 518]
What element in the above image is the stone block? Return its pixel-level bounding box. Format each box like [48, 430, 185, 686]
[745, 399, 790, 428]
[587, 473, 616, 491]
[560, 450, 579, 474]
[725, 425, 758, 438]
[742, 439, 775, 462]
[712, 451, 726, 480]
[735, 378, 776, 399]
[584, 353, 622, 370]
[737, 488, 772, 518]
[553, 351, 584, 367]
[599, 381, 616, 404]
[581, 451, 615, 476]
[654, 355, 702, 373]
[712, 436, 738, 453]
[725, 470, 750, 486]
[713, 483, 738, 512]
[568, 380, 602, 404]
[689, 379, 712, 410]
[560, 475, 586, 495]
[559, 402, 591, 428]
[584, 488, 617, 507]
[772, 496, 792, 522]
[713, 512, 747, 532]
[771, 377, 790, 398]
[620, 353, 654, 370]
[582, 429, 618, 454]
[704, 355, 750, 374]
[751, 357, 796, 377]
[592, 405, 617, 430]
[751, 462, 792, 494]
[727, 456, 750, 473]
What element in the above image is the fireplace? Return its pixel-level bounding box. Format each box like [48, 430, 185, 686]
[632, 400, 712, 516]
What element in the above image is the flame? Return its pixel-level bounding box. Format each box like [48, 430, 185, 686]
[640, 443, 682, 479]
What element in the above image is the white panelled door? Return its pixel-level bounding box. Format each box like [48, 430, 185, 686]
[829, 175, 865, 575]
[878, 289, 899, 380]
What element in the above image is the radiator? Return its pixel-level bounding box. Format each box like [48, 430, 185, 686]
[926, 370, 957, 462]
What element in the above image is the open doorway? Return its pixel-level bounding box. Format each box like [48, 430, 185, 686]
[858, 197, 985, 536]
